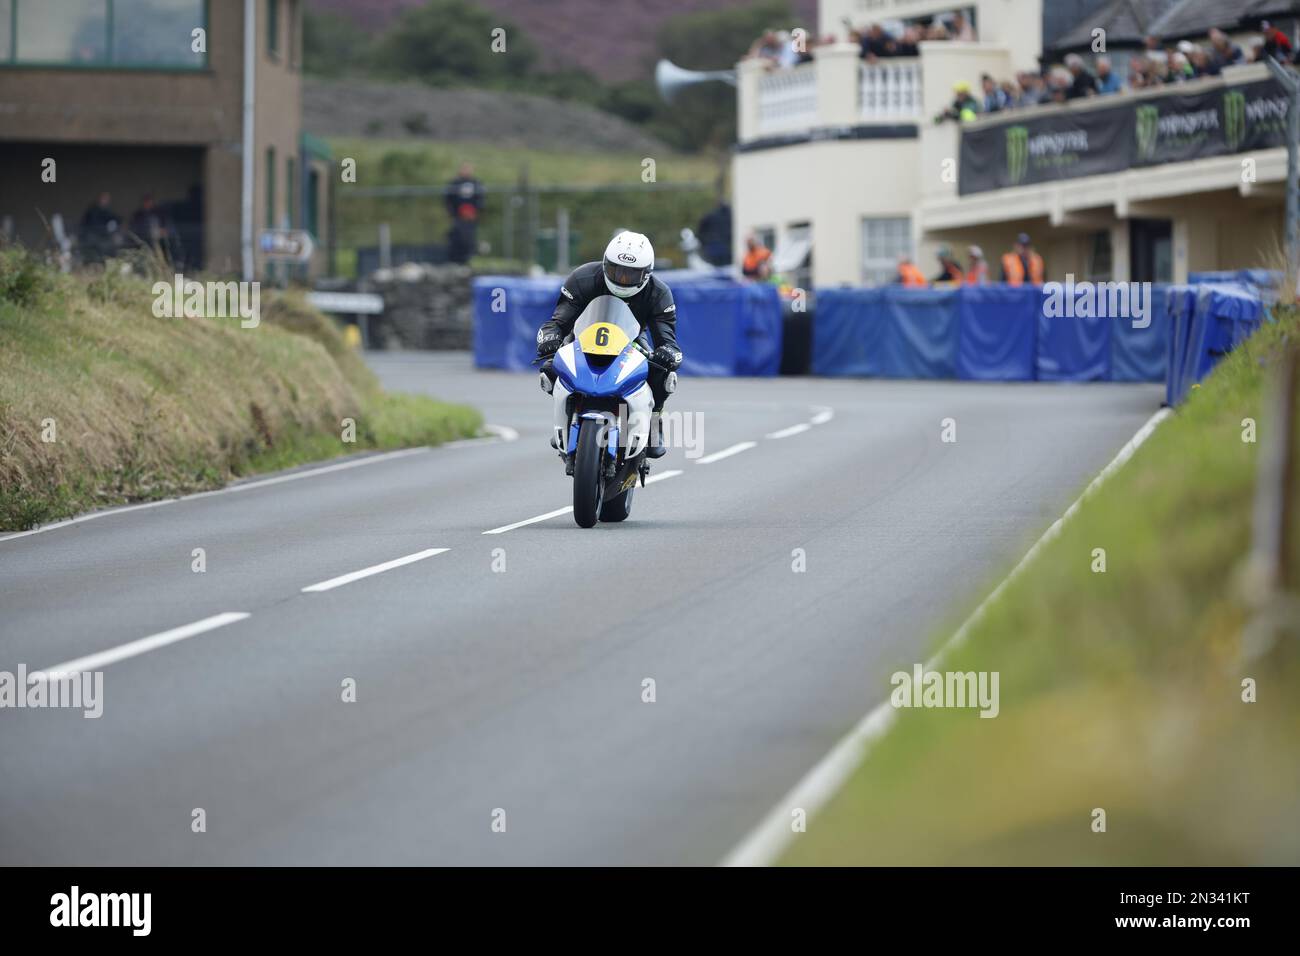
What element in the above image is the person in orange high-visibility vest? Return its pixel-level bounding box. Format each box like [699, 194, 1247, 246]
[931, 245, 965, 285]
[1000, 232, 1045, 285]
[965, 245, 989, 284]
[896, 255, 928, 287]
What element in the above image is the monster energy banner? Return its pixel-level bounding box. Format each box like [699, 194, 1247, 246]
[959, 78, 1291, 195]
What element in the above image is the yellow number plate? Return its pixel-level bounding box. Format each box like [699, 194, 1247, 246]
[577, 322, 630, 356]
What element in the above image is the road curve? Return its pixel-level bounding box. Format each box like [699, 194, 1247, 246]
[0, 353, 1162, 865]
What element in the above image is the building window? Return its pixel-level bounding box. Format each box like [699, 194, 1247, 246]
[267, 0, 279, 57]
[861, 217, 912, 286]
[5, 0, 207, 69]
[266, 146, 276, 228]
[286, 156, 295, 228]
[288, 0, 299, 69]
[0, 1, 14, 61]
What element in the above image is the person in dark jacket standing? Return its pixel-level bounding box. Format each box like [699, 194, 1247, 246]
[444, 162, 484, 264]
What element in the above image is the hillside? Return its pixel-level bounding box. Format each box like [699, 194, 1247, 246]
[307, 0, 818, 82]
[304, 78, 675, 154]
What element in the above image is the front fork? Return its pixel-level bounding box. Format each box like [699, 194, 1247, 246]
[550, 381, 654, 472]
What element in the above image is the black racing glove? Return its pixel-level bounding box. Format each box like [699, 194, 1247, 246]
[652, 345, 683, 370]
[536, 327, 563, 358]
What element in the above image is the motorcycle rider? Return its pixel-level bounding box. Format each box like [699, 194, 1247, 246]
[536, 231, 683, 458]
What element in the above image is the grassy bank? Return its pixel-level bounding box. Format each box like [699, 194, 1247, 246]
[0, 250, 481, 532]
[783, 308, 1300, 866]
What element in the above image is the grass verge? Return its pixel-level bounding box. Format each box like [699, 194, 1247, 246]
[781, 307, 1300, 866]
[0, 250, 482, 531]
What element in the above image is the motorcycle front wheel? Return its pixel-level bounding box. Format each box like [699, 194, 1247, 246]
[572, 418, 604, 528]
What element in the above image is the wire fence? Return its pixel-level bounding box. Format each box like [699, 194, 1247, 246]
[333, 181, 717, 277]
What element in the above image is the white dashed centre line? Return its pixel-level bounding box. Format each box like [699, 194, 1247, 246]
[694, 442, 757, 465]
[302, 548, 450, 592]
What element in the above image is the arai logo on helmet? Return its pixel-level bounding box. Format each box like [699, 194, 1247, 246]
[617, 253, 638, 263]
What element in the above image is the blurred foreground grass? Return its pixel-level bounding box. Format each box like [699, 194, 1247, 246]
[784, 307, 1300, 865]
[0, 248, 481, 531]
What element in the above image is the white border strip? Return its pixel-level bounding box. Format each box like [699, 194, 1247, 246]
[720, 407, 1172, 867]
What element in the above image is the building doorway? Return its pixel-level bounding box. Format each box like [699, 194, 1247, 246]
[1129, 218, 1172, 283]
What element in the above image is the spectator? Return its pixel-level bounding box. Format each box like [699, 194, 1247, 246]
[1209, 28, 1244, 68]
[1064, 53, 1097, 98]
[1001, 80, 1023, 108]
[128, 193, 180, 263]
[950, 11, 976, 42]
[1261, 20, 1293, 62]
[965, 245, 989, 285]
[932, 245, 964, 284]
[1047, 68, 1072, 104]
[895, 26, 922, 57]
[937, 80, 980, 123]
[444, 161, 484, 265]
[741, 233, 772, 280]
[925, 20, 951, 41]
[773, 29, 801, 69]
[696, 200, 733, 267]
[1001, 233, 1044, 286]
[1247, 36, 1266, 63]
[1095, 55, 1123, 94]
[896, 254, 927, 287]
[1016, 71, 1048, 106]
[1168, 50, 1194, 81]
[859, 23, 893, 61]
[78, 191, 121, 265]
[1189, 46, 1218, 77]
[747, 30, 784, 66]
[981, 73, 1009, 113]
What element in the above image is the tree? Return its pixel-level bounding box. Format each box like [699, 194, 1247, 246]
[366, 0, 538, 88]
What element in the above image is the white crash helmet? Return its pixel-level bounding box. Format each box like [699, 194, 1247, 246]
[602, 231, 654, 298]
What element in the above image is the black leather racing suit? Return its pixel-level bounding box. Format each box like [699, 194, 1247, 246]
[537, 261, 680, 409]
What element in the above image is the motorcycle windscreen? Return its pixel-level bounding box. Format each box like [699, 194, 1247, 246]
[572, 297, 641, 357]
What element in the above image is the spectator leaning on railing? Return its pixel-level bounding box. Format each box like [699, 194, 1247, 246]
[1095, 56, 1123, 94]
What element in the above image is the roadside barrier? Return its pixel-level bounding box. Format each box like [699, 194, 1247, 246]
[814, 284, 1171, 382]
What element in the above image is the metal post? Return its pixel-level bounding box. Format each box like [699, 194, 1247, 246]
[378, 222, 391, 271]
[556, 207, 570, 274]
[1263, 58, 1299, 282]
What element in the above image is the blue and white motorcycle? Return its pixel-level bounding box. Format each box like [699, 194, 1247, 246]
[539, 298, 674, 528]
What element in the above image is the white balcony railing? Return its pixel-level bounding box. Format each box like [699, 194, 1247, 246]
[755, 63, 818, 135]
[859, 59, 922, 121]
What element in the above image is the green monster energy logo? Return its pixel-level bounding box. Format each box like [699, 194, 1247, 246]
[1006, 126, 1028, 184]
[1224, 91, 1246, 151]
[1136, 105, 1158, 161]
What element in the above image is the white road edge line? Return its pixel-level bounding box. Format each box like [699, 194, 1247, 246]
[34, 612, 251, 676]
[301, 548, 450, 593]
[719, 407, 1173, 867]
[0, 447, 432, 546]
[766, 423, 812, 440]
[695, 441, 757, 465]
[482, 470, 684, 534]
[810, 407, 834, 426]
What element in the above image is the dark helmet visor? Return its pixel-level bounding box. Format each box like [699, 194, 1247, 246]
[604, 258, 648, 290]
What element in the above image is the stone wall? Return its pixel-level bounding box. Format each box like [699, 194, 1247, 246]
[359, 263, 475, 350]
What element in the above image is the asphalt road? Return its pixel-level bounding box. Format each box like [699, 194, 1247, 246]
[0, 353, 1162, 865]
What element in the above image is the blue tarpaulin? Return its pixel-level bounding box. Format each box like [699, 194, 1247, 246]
[472, 274, 783, 377]
[815, 284, 1172, 382]
[1165, 283, 1266, 405]
[955, 285, 1038, 381]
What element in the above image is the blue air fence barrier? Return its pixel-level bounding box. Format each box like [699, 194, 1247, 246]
[813, 287, 960, 377]
[1165, 283, 1266, 405]
[815, 284, 1169, 382]
[956, 284, 1039, 380]
[471, 275, 783, 376]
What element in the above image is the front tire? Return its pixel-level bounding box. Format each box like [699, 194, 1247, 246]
[599, 486, 634, 522]
[572, 418, 604, 528]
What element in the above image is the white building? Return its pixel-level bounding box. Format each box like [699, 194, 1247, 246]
[732, 0, 1292, 287]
